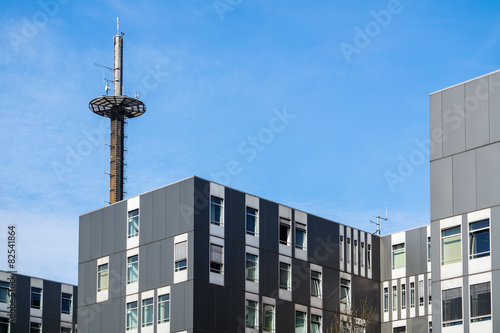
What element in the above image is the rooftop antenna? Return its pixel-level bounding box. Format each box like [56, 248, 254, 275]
[89, 18, 146, 204]
[370, 208, 388, 235]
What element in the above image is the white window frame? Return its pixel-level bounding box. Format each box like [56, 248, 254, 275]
[279, 218, 291, 246]
[210, 243, 224, 275]
[246, 207, 259, 237]
[158, 294, 170, 324]
[245, 299, 259, 329]
[127, 255, 139, 285]
[210, 196, 224, 227]
[469, 219, 490, 260]
[279, 262, 291, 291]
[127, 209, 139, 239]
[142, 298, 153, 327]
[246, 253, 258, 283]
[126, 301, 138, 331]
[174, 240, 188, 272]
[295, 222, 307, 250]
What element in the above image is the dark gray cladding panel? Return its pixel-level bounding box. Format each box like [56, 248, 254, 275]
[276, 300, 295, 332]
[152, 186, 167, 242]
[89, 303, 102, 333]
[84, 261, 97, 305]
[322, 266, 340, 312]
[405, 228, 423, 277]
[352, 275, 380, 322]
[308, 215, 340, 270]
[79, 213, 91, 263]
[78, 263, 86, 307]
[214, 286, 231, 333]
[42, 280, 61, 322]
[113, 201, 127, 253]
[72, 285, 78, 324]
[224, 187, 245, 243]
[139, 191, 153, 245]
[193, 231, 209, 282]
[410, 316, 429, 333]
[165, 181, 181, 237]
[193, 281, 216, 331]
[102, 205, 115, 256]
[259, 249, 278, 297]
[108, 252, 124, 299]
[171, 281, 194, 332]
[159, 238, 174, 286]
[138, 245, 148, 292]
[372, 235, 381, 281]
[102, 298, 122, 333]
[379, 235, 391, 282]
[179, 177, 195, 234]
[89, 209, 103, 261]
[193, 177, 210, 234]
[224, 239, 245, 291]
[291, 258, 310, 306]
[145, 241, 161, 290]
[260, 199, 279, 253]
[15, 274, 30, 318]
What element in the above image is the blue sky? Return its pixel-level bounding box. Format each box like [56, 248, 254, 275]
[1, 0, 500, 284]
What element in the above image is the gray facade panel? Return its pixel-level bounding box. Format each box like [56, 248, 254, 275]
[138, 245, 148, 292]
[489, 72, 500, 143]
[476, 143, 500, 209]
[89, 303, 102, 333]
[152, 187, 167, 242]
[171, 282, 191, 332]
[491, 205, 500, 271]
[77, 306, 90, 333]
[322, 267, 340, 312]
[113, 201, 127, 253]
[380, 235, 391, 282]
[146, 241, 161, 290]
[102, 205, 115, 256]
[430, 156, 453, 221]
[224, 240, 245, 291]
[259, 249, 278, 297]
[410, 316, 429, 333]
[291, 258, 310, 306]
[78, 263, 86, 307]
[405, 228, 422, 277]
[494, 269, 500, 333]
[193, 177, 210, 234]
[84, 261, 97, 305]
[260, 199, 279, 253]
[431, 279, 441, 330]
[308, 215, 339, 270]
[224, 187, 245, 244]
[165, 181, 181, 237]
[442, 84, 466, 157]
[159, 237, 174, 286]
[430, 92, 443, 161]
[452, 150, 477, 215]
[79, 213, 91, 263]
[102, 298, 121, 333]
[465, 78, 490, 150]
[420, 227, 428, 272]
[108, 252, 124, 299]
[179, 177, 195, 234]
[42, 280, 61, 322]
[139, 191, 153, 246]
[89, 210, 103, 260]
[430, 220, 441, 276]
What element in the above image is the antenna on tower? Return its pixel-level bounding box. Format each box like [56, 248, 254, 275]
[89, 19, 146, 204]
[370, 208, 388, 235]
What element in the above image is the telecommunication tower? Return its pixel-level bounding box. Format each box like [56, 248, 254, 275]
[89, 18, 146, 204]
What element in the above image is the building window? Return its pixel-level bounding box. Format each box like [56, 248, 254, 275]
[360, 242, 365, 267]
[311, 271, 322, 298]
[97, 263, 109, 291]
[353, 240, 358, 265]
[61, 293, 72, 314]
[346, 238, 351, 263]
[142, 298, 153, 327]
[263, 304, 275, 332]
[246, 207, 258, 236]
[429, 322, 432, 333]
[31, 287, 42, 309]
[245, 253, 258, 282]
[470, 282, 491, 322]
[340, 278, 351, 305]
[442, 287, 462, 326]
[295, 311, 306, 333]
[383, 287, 389, 312]
[279, 218, 291, 245]
[340, 235, 344, 261]
[367, 244, 372, 268]
[279, 262, 291, 290]
[210, 244, 224, 274]
[410, 282, 415, 308]
[61, 327, 72, 333]
[0, 318, 9, 333]
[245, 300, 258, 329]
[127, 209, 139, 238]
[419, 280, 424, 306]
[392, 285, 397, 311]
[126, 301, 138, 330]
[174, 240, 187, 272]
[401, 284, 406, 309]
[295, 223, 307, 250]
[127, 255, 139, 284]
[442, 226, 461, 265]
[311, 314, 322, 333]
[30, 322, 42, 333]
[469, 219, 490, 259]
[158, 294, 170, 324]
[0, 281, 9, 303]
[428, 279, 432, 304]
[392, 243, 405, 269]
[393, 327, 406, 333]
[428, 236, 431, 262]
[210, 196, 223, 226]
